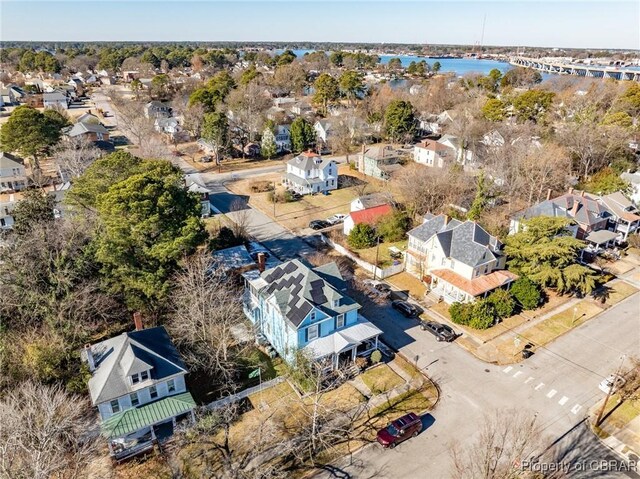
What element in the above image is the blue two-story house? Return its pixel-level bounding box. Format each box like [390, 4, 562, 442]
[243, 259, 382, 370]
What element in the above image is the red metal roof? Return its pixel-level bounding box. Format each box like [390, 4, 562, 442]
[349, 204, 393, 225]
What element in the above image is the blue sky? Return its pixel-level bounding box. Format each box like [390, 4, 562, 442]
[1, 1, 638, 49]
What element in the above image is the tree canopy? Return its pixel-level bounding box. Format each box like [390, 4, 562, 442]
[0, 106, 69, 162]
[505, 216, 598, 295]
[384, 100, 415, 142]
[290, 117, 315, 153]
[92, 159, 206, 309]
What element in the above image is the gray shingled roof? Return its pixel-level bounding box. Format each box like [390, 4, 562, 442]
[513, 193, 612, 227]
[66, 122, 109, 137]
[408, 214, 502, 267]
[83, 326, 187, 405]
[287, 153, 334, 171]
[257, 259, 359, 327]
[0, 152, 24, 169]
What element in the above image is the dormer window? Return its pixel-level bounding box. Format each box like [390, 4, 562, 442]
[333, 299, 340, 308]
[131, 370, 149, 385]
[309, 311, 316, 321]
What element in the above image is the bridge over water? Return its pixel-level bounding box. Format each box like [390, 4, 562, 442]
[510, 57, 640, 81]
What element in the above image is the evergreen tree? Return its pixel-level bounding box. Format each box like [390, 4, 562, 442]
[505, 217, 599, 296]
[290, 117, 315, 153]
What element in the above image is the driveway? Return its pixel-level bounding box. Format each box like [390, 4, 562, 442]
[318, 293, 640, 478]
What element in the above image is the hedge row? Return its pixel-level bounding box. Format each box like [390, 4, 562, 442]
[448, 278, 541, 330]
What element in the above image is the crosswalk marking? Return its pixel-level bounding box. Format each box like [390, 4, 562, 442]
[546, 389, 557, 398]
[513, 371, 523, 378]
[503, 366, 513, 373]
[535, 382, 545, 390]
[571, 404, 582, 415]
[525, 376, 534, 384]
[559, 396, 569, 406]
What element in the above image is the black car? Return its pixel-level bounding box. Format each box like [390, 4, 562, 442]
[420, 321, 457, 342]
[309, 220, 331, 230]
[392, 300, 418, 317]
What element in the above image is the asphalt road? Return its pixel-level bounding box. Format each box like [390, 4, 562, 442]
[317, 292, 640, 479]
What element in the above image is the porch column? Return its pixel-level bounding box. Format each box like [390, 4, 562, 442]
[333, 353, 338, 370]
[351, 347, 357, 362]
[190, 410, 196, 423]
[375, 336, 379, 349]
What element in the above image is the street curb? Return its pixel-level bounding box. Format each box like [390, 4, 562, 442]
[585, 407, 639, 465]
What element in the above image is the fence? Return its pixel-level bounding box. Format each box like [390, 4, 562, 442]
[320, 234, 405, 279]
[204, 377, 286, 411]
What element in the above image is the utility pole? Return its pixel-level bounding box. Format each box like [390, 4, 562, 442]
[273, 181, 276, 218]
[373, 234, 381, 281]
[595, 355, 626, 427]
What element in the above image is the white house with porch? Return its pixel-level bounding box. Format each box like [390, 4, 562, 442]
[82, 322, 195, 461]
[406, 213, 517, 303]
[283, 151, 338, 195]
[242, 259, 381, 370]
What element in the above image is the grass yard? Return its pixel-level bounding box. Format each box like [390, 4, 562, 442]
[370, 389, 435, 417]
[353, 239, 408, 268]
[360, 364, 404, 394]
[248, 379, 297, 409]
[227, 165, 382, 231]
[316, 383, 367, 409]
[600, 281, 638, 307]
[496, 299, 606, 359]
[387, 272, 428, 301]
[601, 397, 640, 431]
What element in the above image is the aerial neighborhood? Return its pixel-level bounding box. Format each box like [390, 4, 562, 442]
[1, 8, 639, 478]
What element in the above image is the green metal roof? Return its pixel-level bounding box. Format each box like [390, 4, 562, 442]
[101, 392, 196, 438]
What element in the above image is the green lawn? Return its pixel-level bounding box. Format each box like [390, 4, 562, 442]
[354, 239, 408, 268]
[360, 364, 404, 394]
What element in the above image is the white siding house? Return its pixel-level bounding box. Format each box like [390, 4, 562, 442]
[283, 152, 338, 195]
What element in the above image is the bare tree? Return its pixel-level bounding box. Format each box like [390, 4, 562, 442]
[392, 164, 473, 218]
[175, 403, 290, 479]
[0, 381, 97, 479]
[227, 81, 271, 143]
[52, 136, 102, 180]
[229, 198, 252, 240]
[450, 408, 544, 479]
[168, 252, 250, 389]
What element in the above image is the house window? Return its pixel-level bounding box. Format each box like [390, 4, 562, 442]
[130, 392, 139, 407]
[309, 310, 316, 321]
[307, 324, 319, 341]
[140, 370, 149, 381]
[450, 259, 456, 269]
[441, 257, 446, 265]
[110, 399, 120, 413]
[131, 373, 139, 384]
[149, 385, 158, 399]
[167, 379, 176, 393]
[336, 314, 345, 329]
[333, 299, 340, 308]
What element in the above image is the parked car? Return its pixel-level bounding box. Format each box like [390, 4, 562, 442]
[421, 321, 457, 342]
[309, 220, 331, 230]
[376, 412, 423, 448]
[362, 279, 389, 298]
[326, 213, 347, 225]
[599, 374, 626, 394]
[392, 300, 418, 317]
[287, 190, 302, 200]
[374, 282, 392, 297]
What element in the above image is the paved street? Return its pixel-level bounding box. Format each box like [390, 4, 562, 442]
[318, 293, 640, 479]
[92, 87, 639, 477]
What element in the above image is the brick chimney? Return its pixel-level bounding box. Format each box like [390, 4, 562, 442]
[84, 344, 95, 372]
[546, 189, 552, 200]
[133, 311, 143, 331]
[571, 198, 580, 217]
[257, 252, 266, 273]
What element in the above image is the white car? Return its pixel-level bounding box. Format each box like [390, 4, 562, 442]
[598, 374, 626, 394]
[326, 214, 347, 225]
